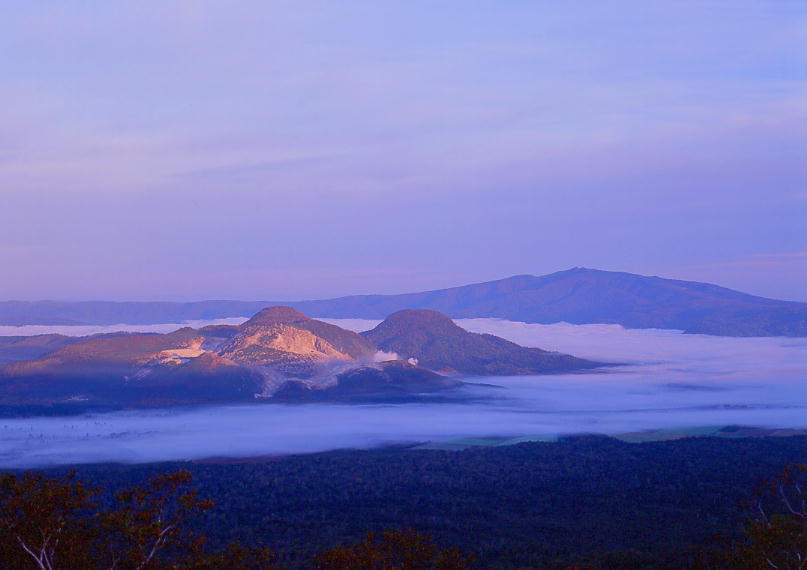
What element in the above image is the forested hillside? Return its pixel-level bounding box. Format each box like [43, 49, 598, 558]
[39, 435, 807, 568]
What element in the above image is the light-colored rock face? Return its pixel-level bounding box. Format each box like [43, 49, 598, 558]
[217, 324, 352, 365]
[151, 338, 208, 366]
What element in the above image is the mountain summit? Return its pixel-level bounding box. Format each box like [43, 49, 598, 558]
[240, 306, 310, 327]
[0, 306, 604, 410]
[2, 268, 801, 336]
[363, 309, 602, 375]
[295, 268, 806, 337]
[231, 305, 376, 366]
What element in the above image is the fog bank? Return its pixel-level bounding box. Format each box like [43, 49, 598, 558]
[0, 319, 804, 468]
[0, 318, 248, 338]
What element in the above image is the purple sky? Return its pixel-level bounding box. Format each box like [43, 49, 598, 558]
[1, 1, 805, 302]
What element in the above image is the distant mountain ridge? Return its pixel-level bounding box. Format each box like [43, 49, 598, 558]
[1, 268, 805, 336]
[301, 268, 807, 336]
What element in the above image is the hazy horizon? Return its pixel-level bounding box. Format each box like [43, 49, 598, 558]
[2, 265, 806, 304]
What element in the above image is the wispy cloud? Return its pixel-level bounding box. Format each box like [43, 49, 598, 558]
[0, 1, 803, 300]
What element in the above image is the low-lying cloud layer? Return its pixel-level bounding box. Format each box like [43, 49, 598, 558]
[0, 318, 247, 338]
[0, 319, 804, 468]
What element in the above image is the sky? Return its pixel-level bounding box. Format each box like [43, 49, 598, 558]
[0, 1, 805, 302]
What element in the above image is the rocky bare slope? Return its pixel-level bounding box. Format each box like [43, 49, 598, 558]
[0, 307, 462, 408]
[0, 306, 605, 411]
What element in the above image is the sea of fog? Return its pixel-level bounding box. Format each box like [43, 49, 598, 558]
[0, 318, 805, 468]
